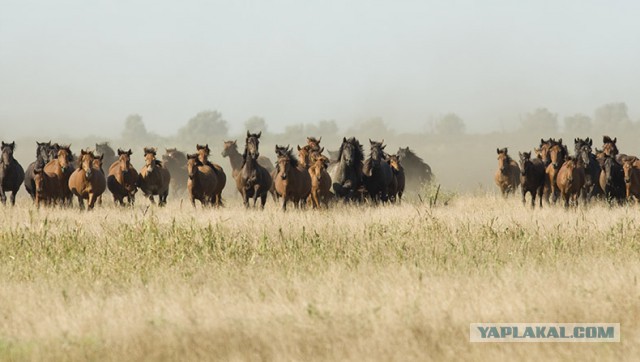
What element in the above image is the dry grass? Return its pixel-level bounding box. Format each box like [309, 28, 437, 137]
[0, 194, 638, 361]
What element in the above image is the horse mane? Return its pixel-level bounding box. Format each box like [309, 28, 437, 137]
[143, 147, 157, 156]
[603, 135, 615, 144]
[280, 148, 299, 167]
[338, 137, 364, 166]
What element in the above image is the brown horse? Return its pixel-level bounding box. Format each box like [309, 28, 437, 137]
[186, 153, 218, 207]
[602, 136, 618, 157]
[33, 167, 61, 208]
[556, 156, 585, 208]
[43, 144, 74, 205]
[107, 149, 138, 206]
[68, 150, 107, 210]
[519, 151, 546, 208]
[235, 132, 272, 208]
[222, 139, 274, 177]
[388, 154, 405, 203]
[274, 146, 311, 210]
[307, 137, 322, 152]
[0, 141, 25, 205]
[494, 148, 520, 197]
[196, 144, 226, 206]
[545, 140, 568, 204]
[622, 158, 640, 202]
[138, 147, 171, 206]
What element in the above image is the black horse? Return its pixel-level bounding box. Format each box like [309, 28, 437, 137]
[24, 141, 53, 200]
[362, 139, 394, 203]
[0, 142, 25, 205]
[235, 131, 272, 208]
[599, 155, 625, 205]
[518, 151, 546, 208]
[328, 137, 365, 201]
[574, 137, 603, 203]
[397, 147, 433, 191]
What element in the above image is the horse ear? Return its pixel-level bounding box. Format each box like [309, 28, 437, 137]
[98, 154, 104, 160]
[369, 138, 373, 144]
[286, 145, 290, 151]
[128, 149, 132, 155]
[246, 131, 251, 138]
[319, 147, 324, 153]
[343, 137, 347, 143]
[540, 138, 544, 145]
[557, 138, 562, 145]
[297, 145, 301, 151]
[588, 138, 592, 146]
[257, 131, 262, 138]
[381, 144, 386, 149]
[613, 137, 617, 144]
[318, 136, 322, 143]
[233, 140, 237, 145]
[496, 148, 500, 154]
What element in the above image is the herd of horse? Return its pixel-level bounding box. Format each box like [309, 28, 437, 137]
[495, 136, 637, 208]
[0, 135, 433, 210]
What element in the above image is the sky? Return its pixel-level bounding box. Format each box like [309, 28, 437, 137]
[1, 0, 640, 138]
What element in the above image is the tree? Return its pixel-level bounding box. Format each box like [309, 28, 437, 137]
[520, 108, 558, 134]
[594, 102, 633, 133]
[177, 110, 229, 143]
[121, 114, 148, 142]
[435, 113, 466, 135]
[564, 113, 592, 134]
[245, 116, 267, 134]
[347, 117, 394, 140]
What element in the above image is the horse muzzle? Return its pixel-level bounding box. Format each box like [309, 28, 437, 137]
[281, 173, 287, 180]
[625, 178, 631, 184]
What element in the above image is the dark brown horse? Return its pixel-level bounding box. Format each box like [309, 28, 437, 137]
[387, 154, 405, 203]
[138, 147, 171, 206]
[0, 142, 25, 205]
[396, 147, 433, 191]
[518, 151, 545, 208]
[43, 144, 74, 205]
[235, 132, 272, 208]
[24, 141, 52, 200]
[362, 139, 394, 203]
[33, 167, 61, 208]
[599, 154, 625, 204]
[494, 148, 520, 197]
[162, 148, 188, 195]
[68, 150, 107, 210]
[602, 136, 619, 157]
[196, 144, 226, 206]
[556, 156, 585, 208]
[107, 149, 138, 206]
[274, 146, 311, 210]
[307, 136, 322, 152]
[95, 142, 117, 172]
[222, 139, 274, 177]
[544, 140, 568, 203]
[186, 153, 218, 207]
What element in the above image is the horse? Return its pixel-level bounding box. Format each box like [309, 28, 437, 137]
[162, 148, 188, 195]
[186, 153, 218, 207]
[328, 137, 365, 202]
[196, 144, 226, 206]
[556, 156, 586, 208]
[33, 166, 61, 208]
[602, 136, 619, 157]
[298, 145, 332, 208]
[494, 148, 520, 197]
[307, 137, 322, 152]
[622, 158, 640, 202]
[138, 147, 171, 206]
[24, 141, 52, 200]
[43, 144, 74, 205]
[362, 139, 394, 203]
[518, 151, 545, 208]
[68, 150, 107, 210]
[0, 142, 25, 205]
[107, 149, 138, 206]
[221, 139, 274, 177]
[599, 155, 626, 205]
[235, 132, 272, 208]
[387, 154, 405, 203]
[95, 142, 117, 172]
[273, 146, 311, 210]
[574, 137, 603, 202]
[545, 139, 569, 203]
[397, 147, 433, 191]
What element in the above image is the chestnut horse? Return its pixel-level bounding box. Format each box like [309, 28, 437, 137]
[622, 157, 640, 202]
[68, 150, 106, 210]
[299, 145, 332, 208]
[107, 149, 138, 206]
[274, 146, 311, 210]
[556, 156, 585, 208]
[33, 166, 61, 208]
[0, 141, 25, 205]
[186, 153, 218, 207]
[138, 147, 171, 206]
[494, 148, 520, 197]
[43, 144, 74, 205]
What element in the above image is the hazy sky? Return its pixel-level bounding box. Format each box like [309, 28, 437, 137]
[2, 0, 639, 138]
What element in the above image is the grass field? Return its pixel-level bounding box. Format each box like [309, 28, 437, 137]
[0, 193, 638, 361]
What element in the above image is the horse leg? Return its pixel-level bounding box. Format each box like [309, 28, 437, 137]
[521, 187, 526, 207]
[77, 195, 85, 210]
[281, 193, 287, 211]
[537, 186, 543, 208]
[260, 192, 267, 209]
[0, 186, 6, 205]
[10, 190, 17, 206]
[88, 193, 97, 210]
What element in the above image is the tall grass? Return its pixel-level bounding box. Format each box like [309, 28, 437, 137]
[0, 194, 637, 360]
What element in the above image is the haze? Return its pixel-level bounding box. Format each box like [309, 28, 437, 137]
[1, 0, 640, 139]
